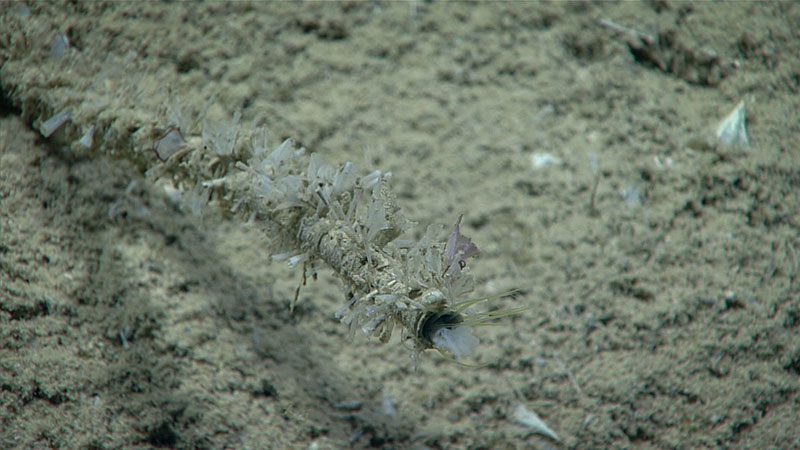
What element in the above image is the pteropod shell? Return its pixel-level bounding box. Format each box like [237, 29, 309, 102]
[716, 100, 750, 149]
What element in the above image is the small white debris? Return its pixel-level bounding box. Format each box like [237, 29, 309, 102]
[40, 109, 71, 137]
[119, 330, 130, 349]
[78, 126, 94, 148]
[716, 100, 750, 149]
[271, 251, 298, 263]
[621, 181, 641, 207]
[332, 400, 362, 411]
[161, 184, 182, 205]
[534, 104, 556, 122]
[530, 152, 562, 169]
[381, 390, 396, 416]
[511, 404, 561, 442]
[652, 155, 674, 169]
[50, 32, 70, 60]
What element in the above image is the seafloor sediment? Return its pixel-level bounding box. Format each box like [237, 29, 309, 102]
[1, 2, 798, 448]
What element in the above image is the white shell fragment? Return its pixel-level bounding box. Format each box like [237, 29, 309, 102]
[40, 109, 71, 138]
[50, 32, 70, 60]
[381, 390, 396, 416]
[530, 152, 562, 169]
[511, 404, 561, 442]
[153, 128, 184, 161]
[78, 126, 94, 148]
[716, 100, 750, 149]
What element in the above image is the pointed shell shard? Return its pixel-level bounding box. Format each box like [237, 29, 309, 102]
[511, 404, 561, 442]
[716, 100, 750, 149]
[78, 126, 95, 149]
[40, 109, 71, 138]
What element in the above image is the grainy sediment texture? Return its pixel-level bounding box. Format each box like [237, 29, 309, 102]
[2, 1, 799, 448]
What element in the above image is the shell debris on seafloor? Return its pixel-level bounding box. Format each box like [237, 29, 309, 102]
[530, 152, 563, 169]
[510, 404, 561, 442]
[716, 100, 750, 149]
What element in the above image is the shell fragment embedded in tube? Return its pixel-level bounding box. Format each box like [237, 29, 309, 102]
[153, 128, 184, 161]
[40, 109, 71, 138]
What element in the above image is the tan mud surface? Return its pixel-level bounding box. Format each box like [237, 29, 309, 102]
[1, 2, 799, 449]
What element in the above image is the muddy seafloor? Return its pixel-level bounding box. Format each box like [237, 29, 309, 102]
[1, 2, 799, 449]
